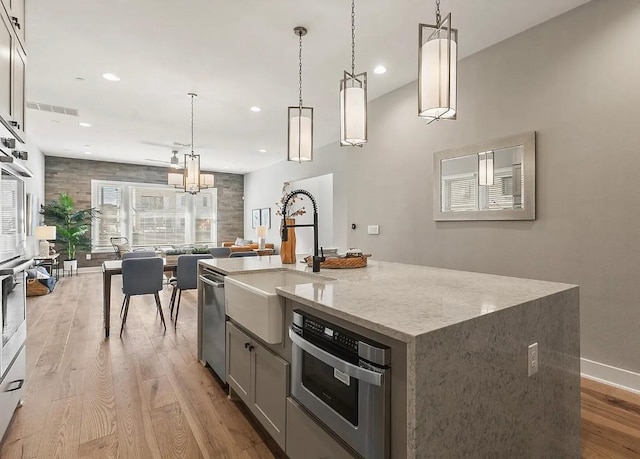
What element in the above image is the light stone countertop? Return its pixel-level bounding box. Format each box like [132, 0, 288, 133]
[200, 256, 577, 343]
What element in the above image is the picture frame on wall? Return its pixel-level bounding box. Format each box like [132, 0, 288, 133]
[252, 209, 260, 229]
[260, 208, 271, 229]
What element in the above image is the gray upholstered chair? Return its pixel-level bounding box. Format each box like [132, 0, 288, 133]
[120, 257, 166, 336]
[229, 251, 258, 258]
[210, 247, 231, 258]
[169, 254, 213, 323]
[121, 251, 156, 259]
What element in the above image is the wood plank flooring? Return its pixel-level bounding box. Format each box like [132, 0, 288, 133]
[0, 272, 282, 459]
[0, 272, 639, 458]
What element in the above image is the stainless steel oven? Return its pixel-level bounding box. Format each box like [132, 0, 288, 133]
[0, 259, 30, 378]
[289, 310, 391, 459]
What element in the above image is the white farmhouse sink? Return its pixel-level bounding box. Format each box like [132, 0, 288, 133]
[225, 270, 334, 344]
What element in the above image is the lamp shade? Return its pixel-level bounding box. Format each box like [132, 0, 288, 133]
[168, 172, 184, 186]
[478, 151, 495, 186]
[340, 72, 367, 146]
[34, 225, 56, 240]
[200, 173, 215, 187]
[288, 106, 313, 162]
[418, 14, 458, 121]
[256, 225, 268, 238]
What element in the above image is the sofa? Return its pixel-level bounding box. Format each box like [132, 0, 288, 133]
[222, 241, 275, 253]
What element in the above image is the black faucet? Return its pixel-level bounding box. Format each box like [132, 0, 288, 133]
[281, 189, 325, 272]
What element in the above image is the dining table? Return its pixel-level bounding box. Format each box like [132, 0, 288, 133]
[102, 259, 177, 338]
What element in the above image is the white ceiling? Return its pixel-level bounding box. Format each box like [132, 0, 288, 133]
[27, 0, 590, 174]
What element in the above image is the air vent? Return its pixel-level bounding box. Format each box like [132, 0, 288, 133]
[26, 101, 79, 117]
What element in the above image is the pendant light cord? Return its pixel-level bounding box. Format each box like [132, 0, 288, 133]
[298, 32, 303, 109]
[351, 0, 356, 76]
[435, 0, 441, 26]
[190, 94, 195, 154]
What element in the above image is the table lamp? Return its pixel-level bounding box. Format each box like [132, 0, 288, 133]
[256, 225, 268, 249]
[34, 226, 56, 257]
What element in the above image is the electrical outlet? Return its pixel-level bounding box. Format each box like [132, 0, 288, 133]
[85, 253, 91, 260]
[528, 342, 538, 376]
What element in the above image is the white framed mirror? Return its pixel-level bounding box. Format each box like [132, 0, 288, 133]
[433, 132, 535, 221]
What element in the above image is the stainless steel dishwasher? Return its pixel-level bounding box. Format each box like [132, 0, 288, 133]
[199, 270, 227, 383]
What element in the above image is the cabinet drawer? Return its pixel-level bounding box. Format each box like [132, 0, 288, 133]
[0, 345, 25, 440]
[286, 397, 355, 459]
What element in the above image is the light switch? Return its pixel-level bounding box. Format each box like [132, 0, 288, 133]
[367, 225, 380, 235]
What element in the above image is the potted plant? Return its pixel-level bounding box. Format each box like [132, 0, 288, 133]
[40, 193, 99, 274]
[275, 182, 306, 264]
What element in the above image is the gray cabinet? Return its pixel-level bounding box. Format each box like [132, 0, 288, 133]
[226, 321, 252, 400]
[11, 40, 24, 138]
[0, 11, 12, 124]
[286, 397, 355, 459]
[0, 345, 25, 439]
[0, 0, 24, 143]
[1, 0, 24, 46]
[226, 321, 289, 450]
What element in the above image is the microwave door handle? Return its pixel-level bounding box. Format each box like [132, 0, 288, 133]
[289, 328, 383, 387]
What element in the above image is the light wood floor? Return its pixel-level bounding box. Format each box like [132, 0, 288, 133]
[0, 272, 282, 459]
[0, 273, 639, 458]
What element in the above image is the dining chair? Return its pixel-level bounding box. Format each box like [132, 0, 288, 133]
[229, 251, 258, 258]
[169, 254, 213, 324]
[120, 257, 166, 336]
[210, 247, 231, 258]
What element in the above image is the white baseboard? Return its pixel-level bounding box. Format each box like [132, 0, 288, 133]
[581, 358, 640, 394]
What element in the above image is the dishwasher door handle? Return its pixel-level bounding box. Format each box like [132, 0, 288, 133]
[199, 275, 224, 288]
[289, 328, 384, 386]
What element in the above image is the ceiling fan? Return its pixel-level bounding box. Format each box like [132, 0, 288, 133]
[145, 150, 181, 169]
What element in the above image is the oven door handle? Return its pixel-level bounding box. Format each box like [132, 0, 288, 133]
[289, 328, 384, 387]
[0, 259, 33, 276]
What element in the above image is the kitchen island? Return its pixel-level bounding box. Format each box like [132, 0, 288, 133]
[197, 256, 580, 458]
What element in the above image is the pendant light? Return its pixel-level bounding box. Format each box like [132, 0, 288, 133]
[418, 0, 458, 122]
[168, 93, 215, 194]
[340, 0, 367, 147]
[478, 151, 494, 186]
[288, 26, 314, 162]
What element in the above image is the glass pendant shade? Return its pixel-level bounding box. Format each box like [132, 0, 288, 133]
[288, 106, 313, 162]
[478, 151, 495, 186]
[185, 154, 200, 194]
[340, 71, 367, 146]
[418, 14, 458, 121]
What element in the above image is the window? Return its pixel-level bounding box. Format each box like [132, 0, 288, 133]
[91, 180, 217, 251]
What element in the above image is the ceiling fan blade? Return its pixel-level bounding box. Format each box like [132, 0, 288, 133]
[144, 158, 171, 164]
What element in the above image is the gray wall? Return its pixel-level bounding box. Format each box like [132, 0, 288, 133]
[45, 156, 244, 267]
[245, 0, 640, 374]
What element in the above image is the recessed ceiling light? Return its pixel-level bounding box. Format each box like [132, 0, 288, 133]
[84, 151, 92, 155]
[250, 106, 261, 112]
[258, 149, 267, 153]
[102, 73, 121, 82]
[79, 122, 92, 127]
[373, 65, 387, 75]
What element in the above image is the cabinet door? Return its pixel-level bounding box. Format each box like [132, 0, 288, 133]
[226, 321, 252, 403]
[0, 11, 11, 124]
[10, 0, 24, 45]
[0, 345, 26, 439]
[251, 342, 289, 450]
[11, 40, 24, 140]
[286, 398, 355, 459]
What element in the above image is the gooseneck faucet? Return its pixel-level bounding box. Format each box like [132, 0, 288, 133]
[281, 189, 325, 272]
